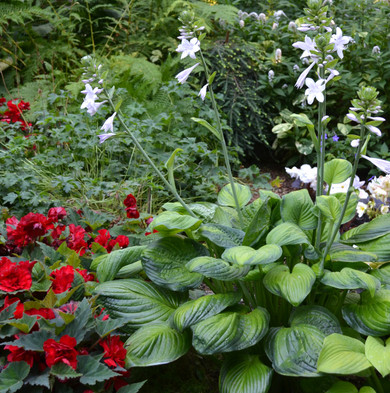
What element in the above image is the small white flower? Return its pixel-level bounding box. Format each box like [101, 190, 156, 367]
[380, 205, 389, 214]
[272, 22, 278, 30]
[295, 61, 316, 89]
[359, 189, 369, 199]
[326, 68, 339, 83]
[239, 20, 245, 28]
[82, 78, 94, 84]
[288, 21, 297, 31]
[367, 125, 382, 137]
[350, 139, 360, 147]
[367, 116, 385, 121]
[372, 46, 381, 55]
[268, 70, 275, 82]
[258, 13, 266, 22]
[275, 48, 282, 62]
[330, 27, 351, 59]
[98, 133, 116, 143]
[98, 79, 104, 84]
[293, 36, 317, 58]
[297, 23, 317, 32]
[101, 112, 117, 133]
[293, 64, 300, 73]
[274, 10, 286, 20]
[175, 63, 199, 84]
[85, 100, 107, 116]
[346, 112, 360, 123]
[81, 84, 103, 101]
[305, 78, 326, 105]
[176, 38, 200, 60]
[356, 202, 367, 218]
[198, 83, 208, 100]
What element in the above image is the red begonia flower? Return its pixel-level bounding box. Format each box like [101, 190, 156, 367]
[43, 335, 78, 369]
[94, 229, 111, 248]
[50, 224, 66, 239]
[100, 335, 127, 369]
[107, 235, 129, 252]
[67, 224, 88, 255]
[58, 301, 79, 315]
[18, 213, 49, 238]
[4, 345, 39, 368]
[50, 265, 75, 294]
[25, 307, 56, 320]
[0, 257, 35, 292]
[0, 296, 24, 318]
[47, 207, 67, 223]
[76, 268, 95, 282]
[123, 194, 137, 208]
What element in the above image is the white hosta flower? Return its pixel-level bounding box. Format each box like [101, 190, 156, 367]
[176, 38, 200, 60]
[367, 125, 382, 137]
[268, 70, 275, 82]
[259, 13, 266, 22]
[330, 27, 351, 59]
[293, 36, 317, 58]
[346, 112, 360, 123]
[326, 68, 339, 83]
[293, 64, 300, 73]
[82, 78, 94, 84]
[305, 78, 326, 105]
[367, 116, 386, 122]
[286, 164, 317, 189]
[84, 100, 107, 116]
[295, 61, 316, 89]
[98, 133, 116, 143]
[362, 155, 390, 174]
[350, 139, 360, 148]
[81, 84, 103, 101]
[239, 20, 245, 28]
[272, 22, 278, 30]
[198, 83, 208, 101]
[274, 10, 286, 20]
[288, 21, 297, 31]
[372, 46, 381, 55]
[101, 112, 117, 133]
[175, 63, 199, 84]
[297, 23, 317, 32]
[356, 202, 367, 218]
[275, 48, 282, 62]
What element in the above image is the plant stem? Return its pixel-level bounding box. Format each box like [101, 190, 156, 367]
[198, 48, 245, 228]
[369, 368, 385, 393]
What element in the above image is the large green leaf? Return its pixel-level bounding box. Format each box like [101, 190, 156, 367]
[329, 243, 377, 264]
[281, 189, 317, 230]
[142, 237, 207, 291]
[149, 211, 202, 235]
[218, 183, 252, 208]
[265, 325, 325, 377]
[162, 202, 218, 222]
[342, 289, 390, 336]
[198, 224, 245, 248]
[324, 159, 352, 185]
[0, 361, 30, 393]
[365, 336, 390, 377]
[356, 234, 390, 262]
[77, 355, 119, 385]
[333, 192, 359, 224]
[171, 292, 242, 331]
[316, 196, 341, 222]
[317, 334, 371, 374]
[371, 264, 390, 286]
[263, 264, 316, 306]
[125, 322, 191, 367]
[192, 307, 269, 355]
[95, 279, 185, 328]
[242, 198, 271, 247]
[186, 256, 250, 280]
[325, 381, 358, 393]
[222, 245, 282, 266]
[266, 223, 310, 246]
[321, 268, 381, 297]
[219, 354, 273, 393]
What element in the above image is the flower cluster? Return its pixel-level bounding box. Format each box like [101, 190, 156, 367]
[0, 97, 32, 130]
[93, 229, 130, 252]
[123, 193, 140, 219]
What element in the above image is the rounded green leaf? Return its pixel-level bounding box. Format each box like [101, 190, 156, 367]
[125, 322, 191, 367]
[218, 183, 252, 208]
[316, 196, 341, 222]
[332, 192, 359, 224]
[324, 159, 352, 185]
[263, 264, 316, 306]
[171, 292, 242, 331]
[222, 245, 282, 266]
[317, 333, 371, 374]
[94, 279, 185, 328]
[342, 289, 390, 336]
[198, 224, 245, 248]
[186, 256, 250, 281]
[192, 307, 270, 355]
[356, 234, 390, 262]
[325, 381, 358, 393]
[266, 222, 310, 246]
[219, 354, 273, 393]
[142, 237, 208, 291]
[365, 336, 390, 377]
[149, 211, 202, 235]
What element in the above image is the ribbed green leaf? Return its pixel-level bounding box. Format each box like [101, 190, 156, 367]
[316, 196, 341, 222]
[149, 211, 202, 235]
[219, 354, 273, 393]
[198, 224, 245, 248]
[329, 243, 377, 264]
[324, 159, 352, 185]
[365, 336, 390, 377]
[371, 264, 390, 286]
[125, 322, 191, 367]
[333, 192, 359, 224]
[171, 292, 242, 331]
[266, 223, 310, 246]
[263, 264, 316, 306]
[162, 202, 218, 222]
[192, 307, 269, 355]
[356, 234, 390, 262]
[186, 256, 250, 280]
[242, 198, 271, 247]
[342, 289, 390, 336]
[142, 237, 208, 291]
[218, 183, 252, 208]
[222, 245, 282, 266]
[317, 334, 371, 374]
[0, 361, 30, 393]
[95, 279, 185, 328]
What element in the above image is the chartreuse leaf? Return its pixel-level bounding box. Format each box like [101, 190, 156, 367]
[316, 196, 341, 222]
[218, 183, 251, 208]
[324, 159, 352, 185]
[359, 388, 376, 393]
[265, 325, 324, 377]
[365, 336, 390, 377]
[198, 224, 245, 248]
[219, 354, 273, 393]
[91, 246, 146, 282]
[0, 361, 30, 393]
[342, 289, 390, 336]
[149, 211, 202, 235]
[171, 292, 241, 331]
[263, 264, 316, 306]
[185, 257, 250, 281]
[321, 268, 381, 297]
[191, 307, 269, 355]
[317, 334, 371, 374]
[142, 237, 207, 291]
[125, 322, 191, 367]
[266, 222, 310, 246]
[163, 202, 217, 222]
[371, 264, 390, 286]
[222, 245, 282, 266]
[281, 189, 317, 230]
[95, 279, 185, 328]
[325, 381, 358, 393]
[77, 355, 119, 384]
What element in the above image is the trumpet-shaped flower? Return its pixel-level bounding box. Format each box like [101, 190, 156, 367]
[367, 125, 382, 137]
[305, 78, 326, 105]
[362, 155, 390, 174]
[98, 133, 115, 143]
[101, 112, 117, 133]
[198, 84, 208, 100]
[82, 99, 107, 116]
[293, 36, 317, 58]
[295, 61, 316, 89]
[175, 63, 199, 84]
[176, 38, 200, 60]
[330, 27, 351, 59]
[81, 84, 103, 101]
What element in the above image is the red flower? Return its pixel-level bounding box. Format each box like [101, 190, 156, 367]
[94, 229, 111, 248]
[50, 265, 75, 294]
[25, 307, 56, 320]
[18, 213, 49, 238]
[0, 257, 35, 292]
[0, 296, 24, 318]
[50, 224, 66, 240]
[47, 207, 67, 223]
[6, 216, 29, 247]
[4, 345, 39, 368]
[43, 335, 78, 369]
[123, 194, 140, 219]
[100, 335, 127, 369]
[58, 302, 79, 315]
[76, 268, 95, 282]
[107, 235, 129, 252]
[67, 224, 88, 255]
[145, 229, 158, 236]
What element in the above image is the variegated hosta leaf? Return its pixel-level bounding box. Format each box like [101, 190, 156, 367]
[185, 257, 250, 281]
[218, 183, 252, 208]
[342, 289, 390, 336]
[219, 354, 273, 393]
[266, 222, 310, 246]
[317, 334, 371, 374]
[198, 224, 245, 248]
[171, 292, 242, 331]
[221, 245, 282, 266]
[192, 307, 270, 355]
[321, 268, 381, 297]
[265, 325, 325, 377]
[125, 322, 191, 367]
[148, 211, 202, 235]
[141, 236, 208, 291]
[263, 264, 316, 306]
[94, 279, 185, 328]
[365, 336, 390, 377]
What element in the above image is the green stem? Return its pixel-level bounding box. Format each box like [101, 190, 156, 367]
[198, 48, 245, 228]
[105, 91, 197, 218]
[369, 368, 385, 393]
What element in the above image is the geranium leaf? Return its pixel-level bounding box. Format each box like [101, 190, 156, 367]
[50, 363, 82, 379]
[198, 224, 245, 248]
[365, 336, 390, 377]
[77, 355, 119, 385]
[2, 329, 55, 351]
[25, 368, 51, 389]
[9, 314, 37, 333]
[0, 361, 30, 393]
[218, 183, 252, 208]
[117, 381, 147, 393]
[95, 317, 131, 338]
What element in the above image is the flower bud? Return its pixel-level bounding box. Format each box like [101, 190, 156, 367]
[288, 21, 297, 31]
[275, 48, 282, 62]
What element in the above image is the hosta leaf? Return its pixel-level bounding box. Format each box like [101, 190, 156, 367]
[242, 198, 271, 247]
[149, 211, 202, 235]
[263, 264, 316, 306]
[198, 224, 245, 248]
[333, 193, 359, 224]
[212, 206, 238, 227]
[316, 196, 341, 222]
[325, 381, 358, 393]
[125, 322, 191, 367]
[329, 243, 377, 264]
[219, 354, 273, 393]
[0, 361, 30, 393]
[317, 334, 371, 374]
[142, 237, 208, 291]
[95, 279, 185, 328]
[192, 307, 269, 355]
[266, 223, 310, 246]
[342, 289, 390, 336]
[265, 325, 325, 377]
[281, 189, 317, 230]
[171, 292, 242, 331]
[365, 336, 390, 377]
[324, 159, 352, 185]
[186, 257, 250, 280]
[356, 234, 390, 262]
[77, 355, 119, 384]
[218, 183, 252, 208]
[222, 245, 282, 266]
[371, 264, 390, 286]
[163, 202, 218, 222]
